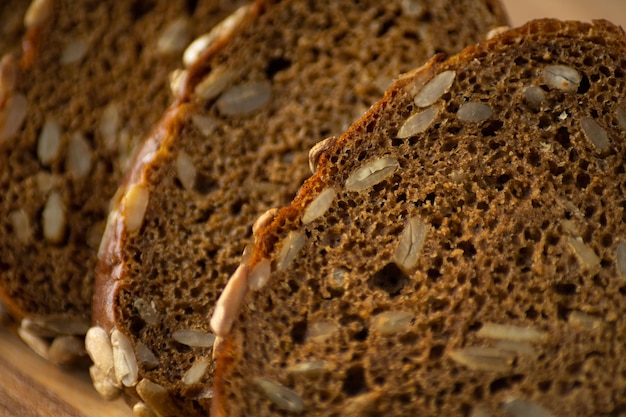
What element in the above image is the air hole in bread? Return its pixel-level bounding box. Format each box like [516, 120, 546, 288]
[342, 365, 367, 397]
[577, 74, 591, 94]
[367, 263, 408, 297]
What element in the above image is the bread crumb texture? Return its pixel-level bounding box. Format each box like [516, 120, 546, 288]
[217, 19, 626, 417]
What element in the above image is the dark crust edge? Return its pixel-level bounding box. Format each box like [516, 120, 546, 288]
[212, 17, 626, 415]
[91, 0, 266, 331]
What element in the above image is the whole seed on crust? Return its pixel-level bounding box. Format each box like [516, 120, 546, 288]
[617, 242, 626, 279]
[42, 190, 66, 243]
[248, 259, 271, 290]
[60, 39, 88, 64]
[413, 70, 456, 107]
[567, 236, 600, 268]
[66, 132, 93, 179]
[172, 329, 216, 348]
[183, 4, 252, 67]
[476, 323, 548, 343]
[136, 379, 180, 417]
[308, 136, 336, 174]
[449, 346, 515, 372]
[156, 18, 190, 55]
[169, 69, 186, 96]
[252, 377, 305, 413]
[581, 117, 610, 151]
[100, 103, 120, 150]
[372, 311, 414, 336]
[89, 365, 121, 400]
[276, 232, 306, 271]
[217, 80, 272, 116]
[503, 398, 555, 417]
[48, 335, 86, 366]
[132, 402, 158, 417]
[542, 65, 581, 92]
[485, 26, 509, 40]
[345, 157, 399, 192]
[397, 106, 437, 138]
[175, 151, 196, 191]
[0, 92, 28, 142]
[24, 0, 54, 29]
[17, 327, 49, 360]
[9, 209, 31, 244]
[37, 118, 61, 165]
[183, 358, 211, 385]
[394, 216, 428, 271]
[191, 114, 217, 136]
[457, 102, 493, 121]
[34, 315, 90, 336]
[111, 328, 139, 387]
[252, 208, 279, 236]
[302, 188, 335, 225]
[194, 67, 235, 101]
[211, 264, 249, 337]
[123, 184, 150, 233]
[85, 327, 116, 383]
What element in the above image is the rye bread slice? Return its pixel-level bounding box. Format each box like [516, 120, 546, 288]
[0, 0, 239, 364]
[213, 19, 626, 417]
[89, 0, 508, 414]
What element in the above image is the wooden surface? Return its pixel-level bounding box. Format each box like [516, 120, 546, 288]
[1, 1, 625, 416]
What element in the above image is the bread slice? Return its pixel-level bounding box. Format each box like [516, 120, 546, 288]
[213, 19, 626, 417]
[89, 0, 508, 414]
[0, 0, 28, 57]
[0, 0, 239, 364]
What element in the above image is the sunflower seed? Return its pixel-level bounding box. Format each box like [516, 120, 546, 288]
[470, 406, 493, 417]
[183, 4, 251, 66]
[457, 102, 493, 121]
[449, 347, 515, 372]
[616, 108, 626, 130]
[568, 311, 603, 330]
[66, 132, 92, 179]
[400, 0, 424, 17]
[111, 329, 138, 387]
[157, 18, 190, 55]
[85, 327, 116, 383]
[345, 157, 399, 192]
[477, 323, 548, 343]
[42, 190, 65, 243]
[503, 398, 555, 417]
[9, 209, 30, 243]
[276, 231, 306, 271]
[172, 329, 216, 348]
[134, 298, 158, 326]
[543, 65, 581, 92]
[132, 402, 158, 417]
[124, 184, 149, 233]
[306, 321, 337, 343]
[37, 316, 90, 335]
[24, 0, 53, 29]
[195, 67, 235, 100]
[567, 236, 600, 268]
[286, 360, 328, 378]
[413, 70, 456, 107]
[302, 187, 335, 225]
[248, 258, 272, 290]
[252, 208, 278, 236]
[21, 317, 56, 338]
[581, 117, 610, 151]
[397, 106, 437, 138]
[136, 379, 180, 417]
[308, 136, 336, 173]
[176, 151, 196, 191]
[37, 118, 61, 165]
[211, 264, 248, 337]
[485, 26, 509, 40]
[100, 103, 120, 151]
[217, 80, 272, 116]
[60, 39, 88, 64]
[617, 242, 626, 279]
[17, 327, 49, 360]
[0, 92, 27, 142]
[183, 358, 211, 385]
[169, 69, 186, 96]
[48, 335, 86, 366]
[394, 216, 428, 271]
[89, 365, 121, 400]
[252, 377, 305, 413]
[329, 268, 348, 289]
[135, 342, 159, 369]
[522, 86, 547, 110]
[191, 114, 217, 136]
[493, 341, 536, 357]
[212, 336, 223, 361]
[372, 311, 414, 336]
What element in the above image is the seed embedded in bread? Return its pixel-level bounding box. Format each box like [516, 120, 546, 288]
[175, 151, 197, 191]
[413, 70, 456, 107]
[449, 347, 515, 372]
[302, 188, 336, 225]
[183, 358, 211, 385]
[216, 80, 272, 116]
[457, 102, 493, 122]
[0, 92, 27, 141]
[476, 323, 548, 343]
[36, 118, 61, 165]
[157, 18, 191, 55]
[42, 190, 66, 244]
[248, 258, 272, 290]
[397, 106, 438, 138]
[567, 236, 601, 268]
[251, 377, 305, 413]
[372, 311, 414, 336]
[345, 157, 399, 192]
[9, 209, 31, 244]
[171, 329, 216, 348]
[580, 117, 610, 151]
[60, 39, 88, 65]
[394, 216, 428, 271]
[542, 64, 581, 92]
[502, 398, 555, 417]
[276, 231, 306, 271]
[66, 132, 93, 179]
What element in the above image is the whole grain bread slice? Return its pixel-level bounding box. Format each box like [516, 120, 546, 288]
[88, 0, 508, 415]
[213, 18, 626, 417]
[0, 0, 239, 365]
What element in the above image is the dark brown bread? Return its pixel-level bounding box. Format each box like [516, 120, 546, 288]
[89, 0, 508, 415]
[0, 0, 238, 364]
[0, 0, 28, 57]
[214, 19, 626, 417]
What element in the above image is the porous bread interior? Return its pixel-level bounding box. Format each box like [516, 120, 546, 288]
[105, 0, 508, 414]
[0, 0, 28, 56]
[0, 0, 237, 323]
[218, 19, 626, 416]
